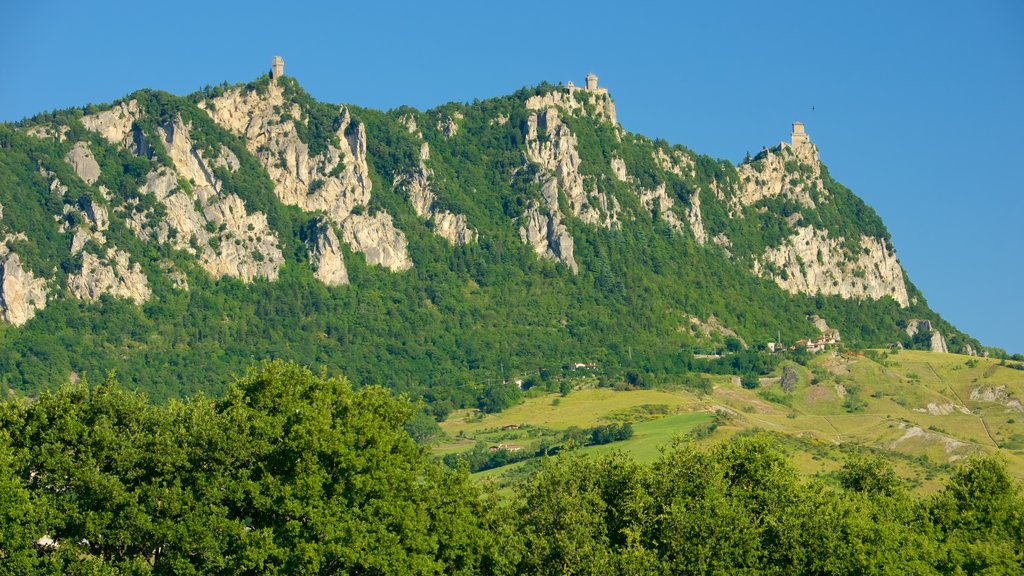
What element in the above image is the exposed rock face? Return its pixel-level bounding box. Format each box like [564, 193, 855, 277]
[64, 142, 102, 184]
[340, 212, 413, 271]
[970, 386, 1024, 412]
[393, 142, 476, 246]
[398, 114, 419, 136]
[614, 150, 705, 243]
[78, 197, 109, 232]
[306, 216, 348, 286]
[524, 108, 619, 228]
[202, 83, 411, 270]
[68, 249, 150, 305]
[525, 88, 617, 126]
[905, 319, 948, 352]
[212, 145, 240, 172]
[81, 100, 150, 156]
[653, 148, 695, 180]
[637, 183, 685, 232]
[736, 144, 823, 208]
[0, 251, 47, 326]
[914, 402, 969, 416]
[519, 205, 577, 274]
[687, 315, 746, 347]
[754, 226, 909, 307]
[154, 116, 284, 282]
[905, 319, 933, 337]
[436, 112, 462, 139]
[25, 124, 67, 142]
[686, 187, 707, 244]
[930, 330, 949, 353]
[889, 422, 974, 462]
[610, 156, 628, 182]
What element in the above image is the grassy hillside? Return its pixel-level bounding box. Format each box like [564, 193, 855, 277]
[437, 350, 1024, 492]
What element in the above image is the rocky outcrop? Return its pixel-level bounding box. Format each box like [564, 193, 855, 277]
[969, 386, 1024, 412]
[306, 217, 349, 286]
[436, 112, 462, 139]
[0, 250, 47, 326]
[64, 142, 102, 185]
[906, 319, 949, 352]
[524, 108, 619, 228]
[687, 315, 746, 347]
[653, 148, 695, 180]
[914, 402, 969, 416]
[637, 183, 685, 232]
[736, 144, 823, 208]
[525, 88, 617, 126]
[203, 84, 372, 222]
[889, 422, 974, 462]
[610, 156, 628, 182]
[519, 205, 577, 274]
[202, 83, 410, 270]
[153, 116, 284, 282]
[212, 145, 240, 172]
[68, 249, 150, 305]
[25, 124, 67, 142]
[393, 142, 476, 246]
[81, 100, 150, 156]
[686, 187, 707, 244]
[615, 152, 706, 243]
[340, 212, 413, 271]
[754, 226, 909, 307]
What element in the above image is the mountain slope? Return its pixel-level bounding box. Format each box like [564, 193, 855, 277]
[0, 65, 980, 401]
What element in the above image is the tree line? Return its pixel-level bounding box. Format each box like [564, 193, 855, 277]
[1, 362, 1020, 574]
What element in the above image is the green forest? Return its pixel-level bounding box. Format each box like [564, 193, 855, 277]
[0, 77, 979, 408]
[1, 363, 1021, 574]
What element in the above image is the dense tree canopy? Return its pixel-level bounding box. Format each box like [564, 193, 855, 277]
[0, 363, 1021, 574]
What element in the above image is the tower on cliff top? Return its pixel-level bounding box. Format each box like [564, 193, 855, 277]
[271, 56, 285, 81]
[585, 73, 598, 91]
[791, 122, 810, 150]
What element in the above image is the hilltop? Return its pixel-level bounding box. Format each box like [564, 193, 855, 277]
[0, 58, 984, 403]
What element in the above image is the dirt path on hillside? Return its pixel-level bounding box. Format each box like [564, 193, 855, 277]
[928, 362, 999, 448]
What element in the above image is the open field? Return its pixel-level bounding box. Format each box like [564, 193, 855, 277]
[434, 350, 1024, 492]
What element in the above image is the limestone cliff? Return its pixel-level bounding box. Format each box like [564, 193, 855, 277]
[340, 212, 413, 271]
[525, 86, 617, 126]
[906, 319, 950, 353]
[735, 128, 909, 308]
[64, 142, 102, 185]
[68, 249, 150, 305]
[202, 82, 412, 270]
[754, 226, 909, 307]
[80, 100, 150, 156]
[306, 216, 349, 286]
[393, 142, 476, 246]
[0, 250, 47, 326]
[612, 151, 707, 244]
[524, 108, 619, 229]
[519, 205, 577, 274]
[154, 116, 284, 282]
[736, 143, 822, 208]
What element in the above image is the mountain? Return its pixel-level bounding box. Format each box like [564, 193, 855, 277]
[0, 59, 982, 402]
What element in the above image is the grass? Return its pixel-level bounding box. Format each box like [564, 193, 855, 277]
[434, 350, 1024, 492]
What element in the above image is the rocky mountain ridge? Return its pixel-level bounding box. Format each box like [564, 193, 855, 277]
[0, 64, 983, 397]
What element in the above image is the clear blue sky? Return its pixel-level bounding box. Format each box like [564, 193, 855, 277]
[3, 1, 1022, 353]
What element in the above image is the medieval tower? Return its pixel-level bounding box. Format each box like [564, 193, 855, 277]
[271, 56, 285, 80]
[585, 73, 599, 91]
[790, 122, 810, 150]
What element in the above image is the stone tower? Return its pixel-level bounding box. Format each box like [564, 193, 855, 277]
[585, 73, 598, 91]
[791, 122, 810, 149]
[271, 56, 285, 81]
